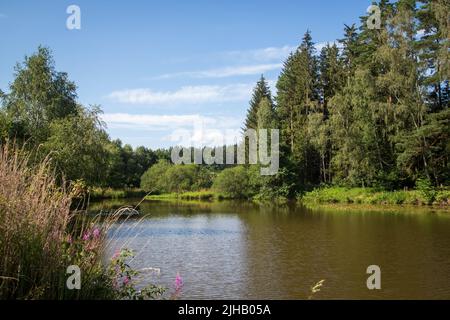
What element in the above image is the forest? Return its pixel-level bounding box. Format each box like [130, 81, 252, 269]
[0, 0, 449, 201]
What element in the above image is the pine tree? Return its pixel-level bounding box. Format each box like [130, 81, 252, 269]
[244, 75, 273, 130]
[276, 31, 321, 188]
[339, 24, 359, 83]
[417, 0, 450, 111]
[314, 44, 345, 183]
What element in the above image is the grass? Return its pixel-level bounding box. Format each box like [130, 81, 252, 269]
[0, 142, 163, 300]
[89, 187, 147, 200]
[301, 186, 450, 207]
[146, 190, 220, 201]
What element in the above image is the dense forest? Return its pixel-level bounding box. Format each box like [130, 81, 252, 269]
[1, 0, 449, 200]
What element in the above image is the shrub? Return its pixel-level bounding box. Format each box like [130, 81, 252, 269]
[212, 166, 259, 199]
[416, 178, 437, 205]
[140, 160, 213, 194]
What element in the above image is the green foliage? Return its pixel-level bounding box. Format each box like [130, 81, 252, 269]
[397, 108, 450, 185]
[107, 249, 165, 300]
[40, 106, 111, 186]
[267, 0, 449, 194]
[140, 160, 172, 193]
[106, 140, 157, 189]
[244, 75, 274, 130]
[212, 166, 260, 199]
[301, 187, 431, 206]
[415, 178, 437, 204]
[3, 46, 78, 144]
[140, 160, 214, 194]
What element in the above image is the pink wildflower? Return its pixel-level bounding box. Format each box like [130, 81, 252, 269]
[175, 273, 183, 291]
[92, 228, 100, 239]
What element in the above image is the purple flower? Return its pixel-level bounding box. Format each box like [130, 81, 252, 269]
[123, 276, 130, 285]
[175, 273, 183, 291]
[92, 228, 100, 239]
[82, 232, 90, 241]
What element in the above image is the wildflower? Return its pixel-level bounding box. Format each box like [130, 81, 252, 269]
[175, 273, 183, 291]
[82, 232, 90, 241]
[123, 276, 130, 286]
[92, 228, 100, 239]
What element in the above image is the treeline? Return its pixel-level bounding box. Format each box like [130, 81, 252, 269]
[0, 47, 171, 189]
[1, 0, 448, 200]
[240, 0, 449, 197]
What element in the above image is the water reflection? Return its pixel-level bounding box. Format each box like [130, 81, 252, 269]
[92, 199, 450, 299]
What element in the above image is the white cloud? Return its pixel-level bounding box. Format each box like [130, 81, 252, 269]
[150, 43, 336, 80]
[103, 113, 214, 129]
[102, 113, 243, 147]
[316, 41, 334, 52]
[223, 42, 336, 62]
[107, 84, 254, 105]
[224, 45, 296, 62]
[156, 63, 282, 79]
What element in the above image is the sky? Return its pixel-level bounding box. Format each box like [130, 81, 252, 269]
[0, 0, 371, 149]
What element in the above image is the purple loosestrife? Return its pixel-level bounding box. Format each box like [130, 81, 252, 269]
[92, 228, 100, 239]
[82, 232, 90, 241]
[175, 273, 184, 291]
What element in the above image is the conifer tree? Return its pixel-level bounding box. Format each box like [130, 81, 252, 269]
[244, 75, 273, 130]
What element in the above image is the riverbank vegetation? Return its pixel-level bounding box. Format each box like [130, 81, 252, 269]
[301, 186, 450, 207]
[0, 143, 164, 299]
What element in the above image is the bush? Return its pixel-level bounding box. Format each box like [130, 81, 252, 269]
[300, 186, 441, 206]
[416, 178, 437, 205]
[140, 160, 213, 194]
[212, 166, 259, 199]
[140, 160, 172, 193]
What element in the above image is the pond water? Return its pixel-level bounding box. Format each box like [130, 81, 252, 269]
[90, 199, 450, 300]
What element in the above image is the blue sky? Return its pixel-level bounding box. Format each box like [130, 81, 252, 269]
[0, 0, 370, 149]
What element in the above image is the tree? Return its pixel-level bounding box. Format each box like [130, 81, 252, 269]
[256, 97, 276, 130]
[417, 0, 450, 111]
[339, 24, 359, 82]
[140, 160, 172, 193]
[41, 106, 111, 186]
[3, 46, 78, 143]
[275, 30, 321, 189]
[397, 108, 450, 185]
[244, 75, 273, 130]
[140, 160, 213, 194]
[213, 166, 258, 199]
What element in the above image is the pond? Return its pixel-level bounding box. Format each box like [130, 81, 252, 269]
[90, 199, 450, 300]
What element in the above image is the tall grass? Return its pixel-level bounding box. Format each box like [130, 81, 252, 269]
[0, 142, 162, 299]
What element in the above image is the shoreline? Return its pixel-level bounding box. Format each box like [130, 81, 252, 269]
[138, 187, 450, 210]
